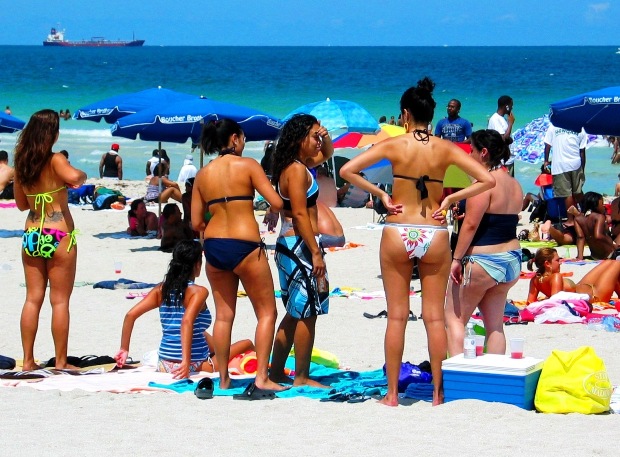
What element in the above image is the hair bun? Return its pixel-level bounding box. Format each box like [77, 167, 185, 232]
[416, 77, 435, 95]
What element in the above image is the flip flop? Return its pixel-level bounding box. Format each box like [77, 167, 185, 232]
[194, 377, 214, 400]
[232, 382, 276, 400]
[363, 310, 388, 319]
[363, 310, 418, 321]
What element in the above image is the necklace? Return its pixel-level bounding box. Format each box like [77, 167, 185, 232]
[488, 164, 503, 172]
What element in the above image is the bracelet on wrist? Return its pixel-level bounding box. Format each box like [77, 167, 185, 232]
[453, 258, 462, 262]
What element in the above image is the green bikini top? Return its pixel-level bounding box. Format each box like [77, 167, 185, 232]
[25, 187, 65, 229]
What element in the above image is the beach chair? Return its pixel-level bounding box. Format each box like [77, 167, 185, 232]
[372, 183, 391, 224]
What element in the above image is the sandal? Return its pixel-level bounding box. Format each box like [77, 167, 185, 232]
[194, 377, 214, 400]
[232, 382, 276, 400]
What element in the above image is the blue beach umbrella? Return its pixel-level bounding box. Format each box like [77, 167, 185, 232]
[0, 112, 26, 133]
[110, 96, 282, 144]
[513, 114, 598, 164]
[550, 87, 620, 135]
[283, 98, 379, 134]
[73, 87, 196, 124]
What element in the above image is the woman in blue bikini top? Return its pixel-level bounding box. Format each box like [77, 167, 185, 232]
[340, 78, 495, 407]
[13, 109, 87, 371]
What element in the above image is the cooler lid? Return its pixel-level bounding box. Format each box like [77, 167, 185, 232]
[442, 354, 544, 375]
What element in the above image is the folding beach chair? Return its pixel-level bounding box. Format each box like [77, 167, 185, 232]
[372, 183, 391, 224]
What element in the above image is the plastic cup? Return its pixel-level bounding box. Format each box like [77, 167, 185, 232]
[114, 261, 122, 274]
[510, 337, 525, 359]
[474, 335, 485, 356]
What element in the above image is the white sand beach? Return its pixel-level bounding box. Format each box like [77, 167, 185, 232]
[1, 178, 619, 456]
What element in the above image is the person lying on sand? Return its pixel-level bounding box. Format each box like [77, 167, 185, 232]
[527, 247, 620, 304]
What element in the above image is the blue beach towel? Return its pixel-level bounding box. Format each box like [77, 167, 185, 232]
[93, 278, 157, 290]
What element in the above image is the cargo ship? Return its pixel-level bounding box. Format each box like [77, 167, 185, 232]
[43, 28, 145, 47]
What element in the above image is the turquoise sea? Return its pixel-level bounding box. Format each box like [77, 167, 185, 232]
[1, 45, 620, 194]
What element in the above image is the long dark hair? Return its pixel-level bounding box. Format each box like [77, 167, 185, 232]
[161, 240, 202, 306]
[400, 77, 436, 126]
[129, 198, 144, 218]
[470, 129, 510, 168]
[14, 109, 59, 187]
[271, 113, 317, 185]
[200, 118, 243, 156]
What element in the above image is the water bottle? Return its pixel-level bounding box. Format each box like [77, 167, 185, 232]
[316, 275, 329, 294]
[463, 322, 477, 359]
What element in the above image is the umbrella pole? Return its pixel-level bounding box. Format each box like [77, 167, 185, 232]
[157, 141, 162, 226]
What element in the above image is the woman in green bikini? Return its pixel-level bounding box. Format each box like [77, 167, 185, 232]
[13, 109, 87, 370]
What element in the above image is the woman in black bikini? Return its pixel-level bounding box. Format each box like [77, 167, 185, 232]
[191, 119, 285, 394]
[340, 78, 494, 406]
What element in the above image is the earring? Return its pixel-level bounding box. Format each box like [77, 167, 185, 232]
[403, 122, 409, 132]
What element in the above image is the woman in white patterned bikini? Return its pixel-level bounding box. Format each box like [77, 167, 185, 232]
[340, 78, 494, 406]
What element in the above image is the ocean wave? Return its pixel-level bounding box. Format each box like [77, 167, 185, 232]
[59, 128, 113, 138]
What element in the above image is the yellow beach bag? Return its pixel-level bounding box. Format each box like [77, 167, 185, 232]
[534, 346, 612, 414]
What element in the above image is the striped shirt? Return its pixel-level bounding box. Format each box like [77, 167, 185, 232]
[158, 288, 212, 362]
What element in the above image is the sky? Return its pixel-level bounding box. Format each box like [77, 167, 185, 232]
[0, 1, 618, 46]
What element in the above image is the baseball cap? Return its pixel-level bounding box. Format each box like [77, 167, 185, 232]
[111, 143, 120, 151]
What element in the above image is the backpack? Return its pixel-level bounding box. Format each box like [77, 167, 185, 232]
[529, 199, 547, 223]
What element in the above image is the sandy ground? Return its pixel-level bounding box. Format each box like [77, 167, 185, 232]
[0, 178, 619, 456]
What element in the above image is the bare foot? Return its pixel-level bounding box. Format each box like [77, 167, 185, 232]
[432, 390, 444, 406]
[22, 362, 42, 371]
[379, 394, 399, 407]
[255, 378, 290, 392]
[292, 378, 331, 389]
[269, 374, 294, 385]
[218, 377, 232, 390]
[55, 363, 80, 370]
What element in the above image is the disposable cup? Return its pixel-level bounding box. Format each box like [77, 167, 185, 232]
[114, 261, 122, 274]
[510, 337, 525, 359]
[474, 335, 485, 356]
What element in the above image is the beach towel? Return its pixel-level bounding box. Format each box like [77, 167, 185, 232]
[520, 240, 558, 248]
[562, 259, 602, 266]
[93, 278, 157, 290]
[0, 229, 23, 238]
[326, 242, 364, 252]
[526, 291, 590, 324]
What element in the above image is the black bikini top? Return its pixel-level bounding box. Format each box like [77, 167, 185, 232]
[277, 162, 319, 211]
[393, 174, 442, 200]
[206, 195, 253, 208]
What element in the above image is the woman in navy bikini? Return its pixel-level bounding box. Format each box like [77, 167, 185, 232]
[340, 79, 494, 406]
[13, 109, 87, 370]
[268, 114, 333, 388]
[191, 119, 285, 394]
[445, 129, 523, 359]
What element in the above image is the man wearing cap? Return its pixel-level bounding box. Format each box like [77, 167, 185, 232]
[99, 143, 123, 180]
[177, 154, 197, 186]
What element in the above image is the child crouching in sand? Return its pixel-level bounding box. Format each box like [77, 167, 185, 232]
[114, 240, 253, 379]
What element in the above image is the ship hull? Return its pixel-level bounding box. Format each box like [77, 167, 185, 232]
[43, 40, 145, 47]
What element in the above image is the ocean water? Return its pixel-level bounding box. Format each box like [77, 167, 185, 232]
[1, 45, 620, 194]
